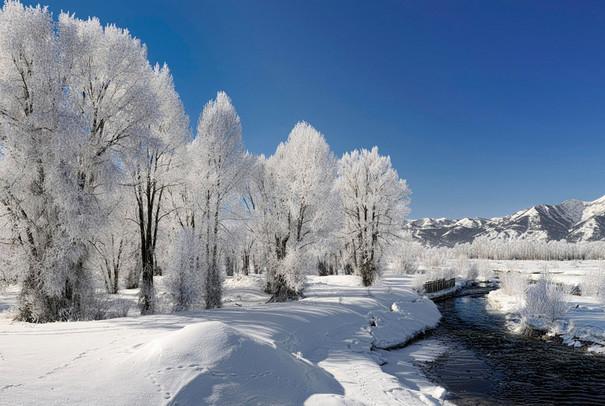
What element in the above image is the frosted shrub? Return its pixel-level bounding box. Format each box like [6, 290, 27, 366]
[422, 248, 449, 268]
[475, 260, 494, 282]
[267, 250, 306, 301]
[466, 261, 480, 281]
[110, 298, 132, 318]
[412, 272, 428, 292]
[499, 272, 528, 297]
[580, 264, 605, 302]
[167, 229, 204, 311]
[437, 266, 456, 280]
[0, 268, 18, 289]
[399, 256, 419, 274]
[454, 256, 468, 276]
[83, 295, 113, 321]
[454, 256, 479, 281]
[523, 277, 567, 322]
[79, 296, 133, 320]
[392, 238, 424, 274]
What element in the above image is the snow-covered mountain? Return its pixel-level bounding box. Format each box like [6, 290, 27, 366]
[406, 195, 605, 247]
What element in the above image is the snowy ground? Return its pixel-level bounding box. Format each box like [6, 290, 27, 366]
[485, 260, 605, 353]
[483, 259, 603, 286]
[379, 339, 452, 405]
[0, 274, 443, 405]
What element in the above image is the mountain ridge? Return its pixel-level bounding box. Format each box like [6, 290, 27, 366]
[406, 195, 605, 247]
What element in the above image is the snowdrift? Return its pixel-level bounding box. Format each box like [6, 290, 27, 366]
[109, 321, 343, 405]
[0, 274, 443, 405]
[370, 298, 441, 349]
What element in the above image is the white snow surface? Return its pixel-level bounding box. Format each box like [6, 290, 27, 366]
[380, 339, 453, 405]
[0, 274, 442, 405]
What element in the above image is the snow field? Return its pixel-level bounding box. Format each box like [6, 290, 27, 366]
[0, 274, 443, 406]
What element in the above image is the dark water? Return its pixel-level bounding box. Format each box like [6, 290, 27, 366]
[420, 294, 605, 405]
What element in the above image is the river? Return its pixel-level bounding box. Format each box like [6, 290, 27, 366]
[410, 292, 605, 405]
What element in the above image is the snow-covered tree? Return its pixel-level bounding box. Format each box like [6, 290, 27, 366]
[253, 122, 338, 300]
[59, 13, 162, 314]
[89, 194, 135, 294]
[336, 147, 410, 286]
[126, 64, 188, 314]
[0, 2, 105, 321]
[454, 237, 605, 261]
[0, 2, 58, 320]
[0, 1, 185, 319]
[187, 91, 250, 309]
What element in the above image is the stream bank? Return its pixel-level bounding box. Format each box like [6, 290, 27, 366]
[392, 288, 605, 405]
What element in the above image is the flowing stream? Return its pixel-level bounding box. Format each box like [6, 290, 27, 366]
[415, 292, 605, 405]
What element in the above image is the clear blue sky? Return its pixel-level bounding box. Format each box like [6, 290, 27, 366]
[25, 0, 605, 219]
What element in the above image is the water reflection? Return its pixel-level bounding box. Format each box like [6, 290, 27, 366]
[420, 295, 605, 405]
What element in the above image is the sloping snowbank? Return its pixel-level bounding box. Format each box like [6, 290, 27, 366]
[0, 273, 441, 405]
[370, 297, 440, 349]
[107, 321, 342, 405]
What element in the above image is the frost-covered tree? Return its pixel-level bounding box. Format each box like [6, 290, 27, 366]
[0, 2, 64, 321]
[59, 13, 161, 314]
[0, 2, 115, 321]
[126, 65, 188, 314]
[253, 122, 338, 300]
[0, 204, 21, 287]
[234, 207, 257, 276]
[454, 237, 605, 261]
[337, 147, 410, 286]
[62, 17, 174, 315]
[89, 194, 135, 294]
[0, 1, 185, 320]
[188, 91, 249, 309]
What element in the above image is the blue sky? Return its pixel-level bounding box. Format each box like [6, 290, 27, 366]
[26, 0, 605, 218]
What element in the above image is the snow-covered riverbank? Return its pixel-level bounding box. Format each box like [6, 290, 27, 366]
[489, 289, 605, 353]
[0, 274, 443, 405]
[487, 262, 605, 354]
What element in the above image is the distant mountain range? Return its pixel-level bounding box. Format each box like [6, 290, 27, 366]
[405, 195, 605, 247]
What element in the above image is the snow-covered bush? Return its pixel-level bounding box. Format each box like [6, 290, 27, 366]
[466, 261, 480, 281]
[522, 276, 567, 323]
[281, 250, 307, 294]
[166, 228, 204, 311]
[389, 237, 424, 274]
[421, 247, 450, 268]
[400, 258, 419, 274]
[79, 296, 133, 320]
[82, 295, 114, 321]
[474, 259, 493, 282]
[412, 272, 429, 292]
[110, 298, 132, 318]
[453, 255, 479, 281]
[499, 271, 528, 297]
[580, 264, 605, 302]
[0, 260, 19, 288]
